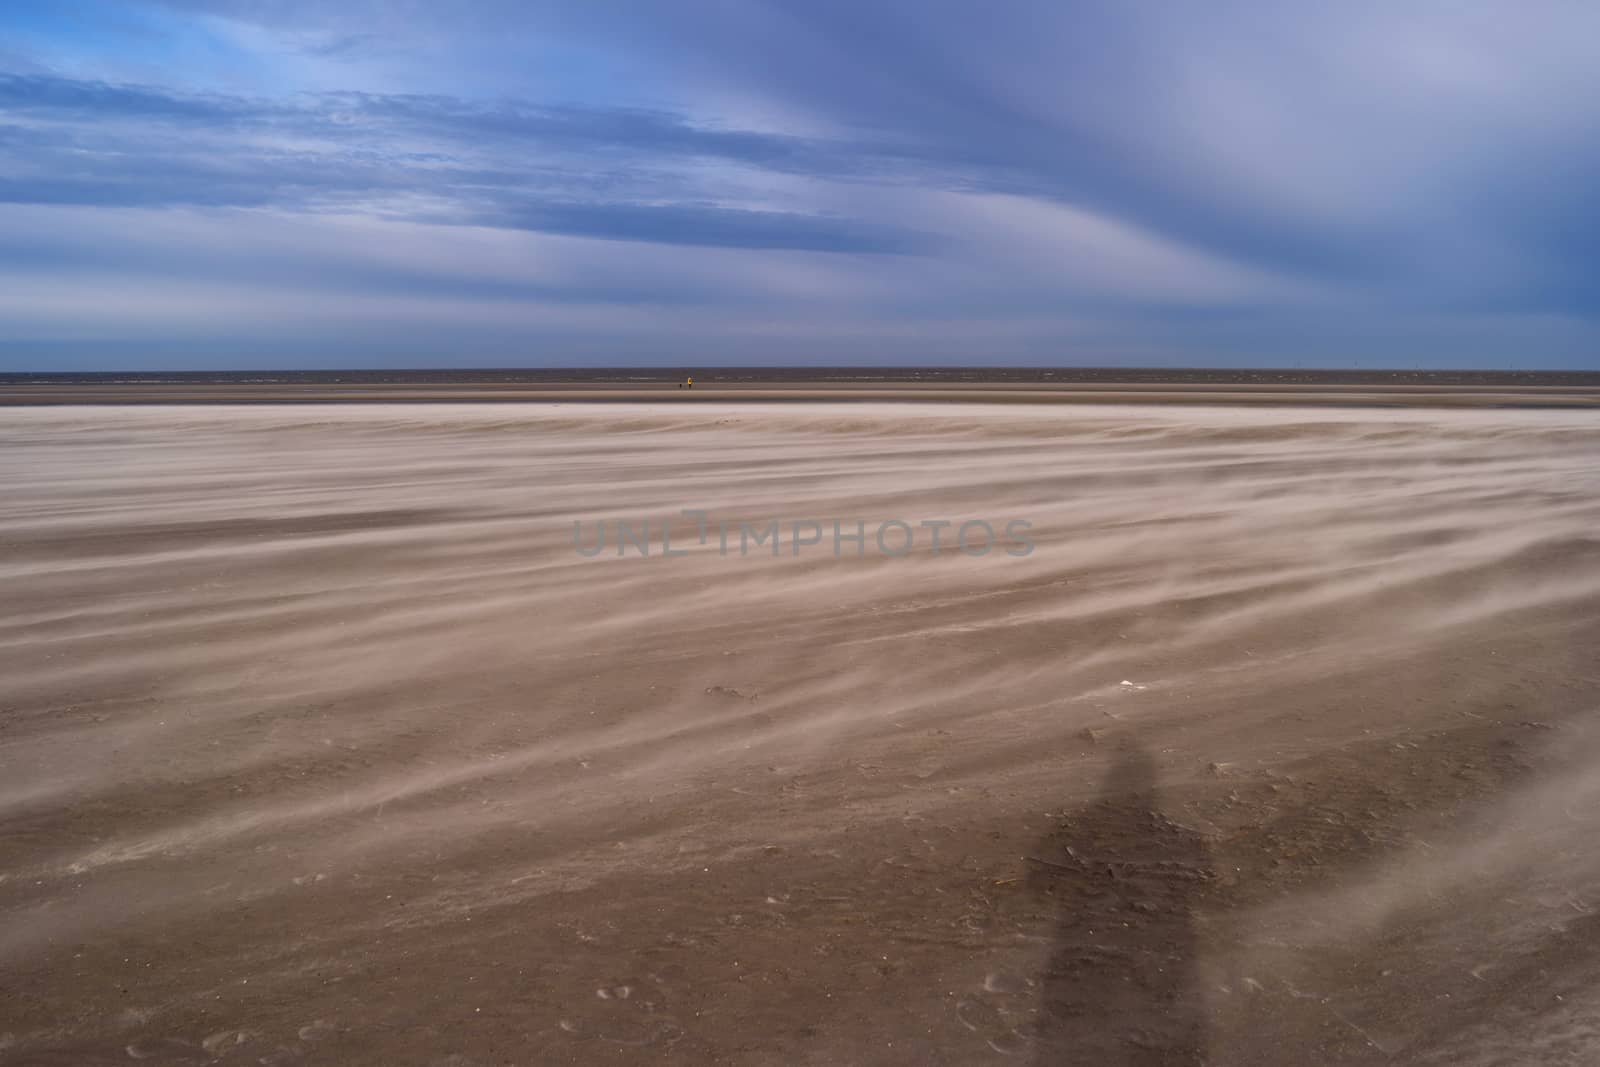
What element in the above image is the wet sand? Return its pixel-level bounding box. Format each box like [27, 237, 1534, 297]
[2, 402, 1599, 1064]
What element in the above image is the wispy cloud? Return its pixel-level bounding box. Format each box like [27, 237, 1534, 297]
[0, 1, 1596, 367]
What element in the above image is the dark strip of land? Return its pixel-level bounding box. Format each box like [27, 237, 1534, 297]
[2, 368, 1598, 407]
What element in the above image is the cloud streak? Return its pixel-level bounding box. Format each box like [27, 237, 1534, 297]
[0, 72, 935, 252]
[0, 1, 1597, 367]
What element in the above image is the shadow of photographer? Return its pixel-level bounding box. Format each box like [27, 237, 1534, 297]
[1027, 743, 1212, 1065]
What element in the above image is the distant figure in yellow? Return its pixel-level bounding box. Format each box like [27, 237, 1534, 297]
[679, 375, 694, 389]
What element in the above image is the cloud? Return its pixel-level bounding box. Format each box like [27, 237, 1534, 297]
[0, 72, 939, 251]
[0, 2, 1597, 367]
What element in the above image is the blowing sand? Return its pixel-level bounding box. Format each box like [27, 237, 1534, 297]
[2, 402, 1599, 1065]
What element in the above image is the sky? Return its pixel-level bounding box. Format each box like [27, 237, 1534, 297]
[1, 1, 1597, 370]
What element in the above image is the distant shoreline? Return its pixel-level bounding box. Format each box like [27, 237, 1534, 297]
[2, 368, 1598, 408]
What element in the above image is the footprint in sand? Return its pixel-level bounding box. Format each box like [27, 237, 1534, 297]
[955, 971, 1038, 1056]
[556, 977, 683, 1047]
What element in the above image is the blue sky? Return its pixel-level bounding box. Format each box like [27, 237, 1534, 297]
[1, 1, 1597, 369]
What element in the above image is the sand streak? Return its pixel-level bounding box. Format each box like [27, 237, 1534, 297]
[2, 402, 1598, 1064]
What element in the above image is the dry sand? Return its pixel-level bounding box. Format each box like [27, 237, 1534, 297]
[2, 401, 1599, 1065]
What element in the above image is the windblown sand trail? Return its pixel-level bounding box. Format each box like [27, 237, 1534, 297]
[2, 402, 1598, 1064]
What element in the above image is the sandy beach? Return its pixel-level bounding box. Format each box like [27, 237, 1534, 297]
[3, 400, 1599, 1065]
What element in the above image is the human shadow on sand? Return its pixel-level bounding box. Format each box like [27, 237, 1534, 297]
[1026, 743, 1212, 1066]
